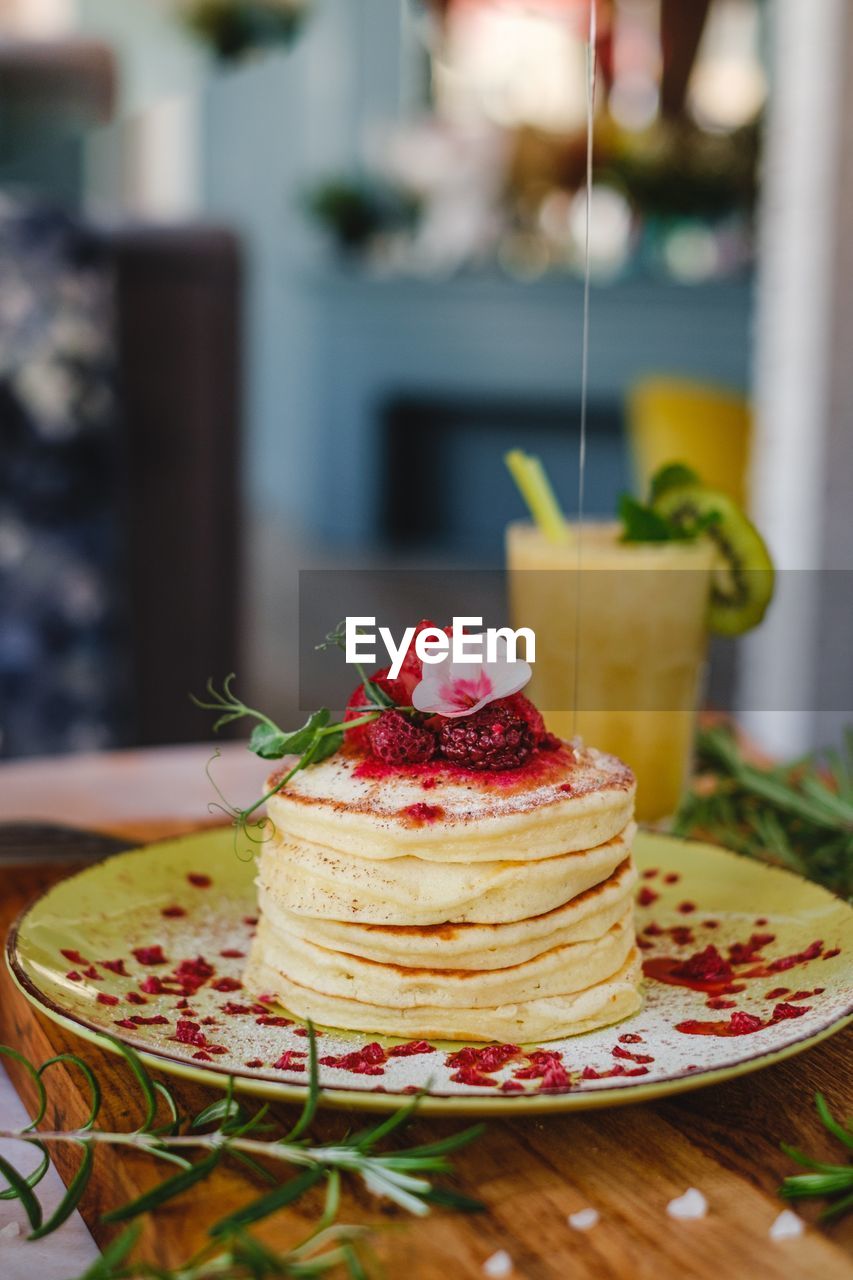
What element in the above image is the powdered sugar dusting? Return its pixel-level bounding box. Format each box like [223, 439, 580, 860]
[268, 742, 634, 825]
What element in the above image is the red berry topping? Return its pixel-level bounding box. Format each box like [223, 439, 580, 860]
[503, 692, 546, 739]
[396, 619, 446, 697]
[343, 667, 409, 749]
[367, 710, 437, 765]
[404, 802, 445, 823]
[501, 692, 559, 749]
[438, 702, 534, 770]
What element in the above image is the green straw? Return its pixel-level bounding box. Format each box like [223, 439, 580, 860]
[505, 449, 570, 545]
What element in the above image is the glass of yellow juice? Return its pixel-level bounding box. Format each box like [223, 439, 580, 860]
[506, 520, 716, 822]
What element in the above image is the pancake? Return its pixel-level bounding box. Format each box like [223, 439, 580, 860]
[256, 823, 636, 926]
[258, 856, 637, 969]
[247, 909, 634, 1008]
[242, 948, 643, 1044]
[265, 741, 635, 863]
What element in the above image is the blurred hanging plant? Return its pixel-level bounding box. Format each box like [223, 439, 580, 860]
[180, 0, 310, 61]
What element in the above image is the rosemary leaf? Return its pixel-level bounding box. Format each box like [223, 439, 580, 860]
[209, 1166, 326, 1237]
[0, 1150, 43, 1231]
[814, 1092, 853, 1152]
[29, 1141, 94, 1240]
[77, 1223, 142, 1279]
[102, 1150, 222, 1223]
[284, 1020, 320, 1142]
[779, 1093, 853, 1219]
[38, 1053, 102, 1130]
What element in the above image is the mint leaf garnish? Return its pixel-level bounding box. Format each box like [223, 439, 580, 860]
[618, 494, 681, 542]
[649, 462, 701, 503]
[618, 463, 722, 544]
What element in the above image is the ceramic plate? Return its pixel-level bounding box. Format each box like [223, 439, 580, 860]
[6, 829, 852, 1114]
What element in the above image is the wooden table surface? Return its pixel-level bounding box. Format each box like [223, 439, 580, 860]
[0, 743, 851, 1280]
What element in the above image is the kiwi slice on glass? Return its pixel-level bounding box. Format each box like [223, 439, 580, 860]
[653, 485, 775, 635]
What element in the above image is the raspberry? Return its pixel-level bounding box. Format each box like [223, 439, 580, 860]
[343, 667, 408, 749]
[438, 703, 534, 770]
[503, 693, 545, 740]
[503, 693, 561, 749]
[367, 711, 437, 765]
[396, 619, 447, 697]
[344, 623, 455, 749]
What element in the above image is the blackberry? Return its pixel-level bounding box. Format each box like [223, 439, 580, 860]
[438, 702, 534, 770]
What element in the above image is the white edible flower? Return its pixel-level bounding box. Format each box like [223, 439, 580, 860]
[412, 636, 532, 718]
[483, 1249, 513, 1277]
[769, 1209, 804, 1241]
[568, 1207, 600, 1230]
[666, 1188, 708, 1220]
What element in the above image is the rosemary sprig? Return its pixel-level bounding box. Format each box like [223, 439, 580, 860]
[780, 1093, 853, 1220]
[0, 1028, 483, 1279]
[674, 724, 853, 899]
[79, 1220, 373, 1279]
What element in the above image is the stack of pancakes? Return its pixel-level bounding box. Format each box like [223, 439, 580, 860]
[244, 743, 642, 1042]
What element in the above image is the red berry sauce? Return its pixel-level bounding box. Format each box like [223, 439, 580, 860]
[402, 802, 445, 825]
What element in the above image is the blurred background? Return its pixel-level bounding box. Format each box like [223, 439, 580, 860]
[0, 0, 850, 762]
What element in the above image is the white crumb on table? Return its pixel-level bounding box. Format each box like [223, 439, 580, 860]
[568, 1207, 600, 1231]
[769, 1209, 805, 1241]
[0, 1222, 21, 1240]
[483, 1249, 514, 1277]
[666, 1188, 708, 1220]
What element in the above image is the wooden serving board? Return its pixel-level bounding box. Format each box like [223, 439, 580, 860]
[1, 820, 852, 1280]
